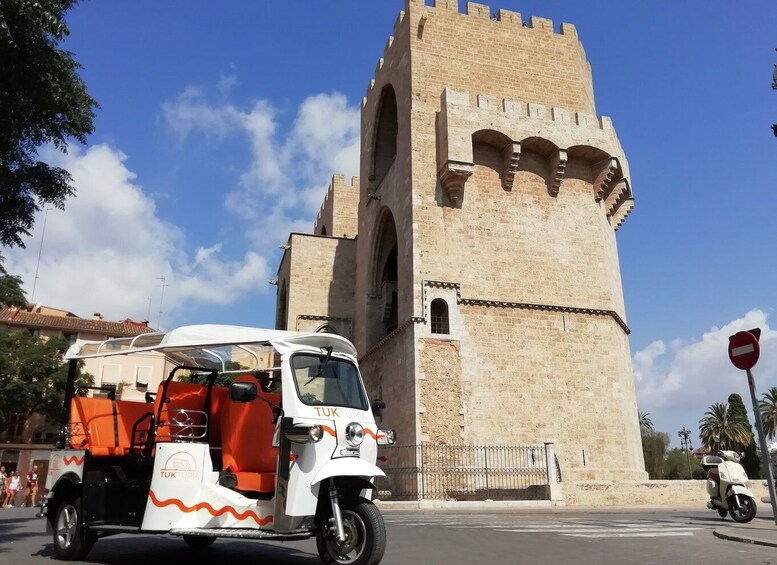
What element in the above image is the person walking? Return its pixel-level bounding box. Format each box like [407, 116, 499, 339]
[0, 466, 6, 506]
[5, 472, 20, 507]
[25, 465, 39, 507]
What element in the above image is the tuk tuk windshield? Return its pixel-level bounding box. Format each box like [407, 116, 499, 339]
[291, 353, 367, 411]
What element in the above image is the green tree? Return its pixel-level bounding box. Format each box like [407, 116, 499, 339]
[641, 430, 670, 479]
[698, 402, 752, 451]
[639, 411, 654, 432]
[0, 0, 98, 305]
[0, 259, 26, 307]
[759, 386, 777, 439]
[728, 393, 760, 479]
[664, 447, 703, 480]
[0, 329, 92, 438]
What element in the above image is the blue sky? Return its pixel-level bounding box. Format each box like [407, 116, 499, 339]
[6, 0, 777, 446]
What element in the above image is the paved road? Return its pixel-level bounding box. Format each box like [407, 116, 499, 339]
[2, 507, 777, 564]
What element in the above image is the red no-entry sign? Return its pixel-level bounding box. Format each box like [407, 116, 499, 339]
[728, 330, 760, 370]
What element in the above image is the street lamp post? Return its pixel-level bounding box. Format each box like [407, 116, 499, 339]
[678, 427, 694, 479]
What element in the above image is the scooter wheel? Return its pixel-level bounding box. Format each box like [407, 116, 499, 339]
[716, 508, 727, 518]
[730, 496, 757, 523]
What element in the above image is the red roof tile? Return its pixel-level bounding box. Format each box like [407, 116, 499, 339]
[0, 309, 156, 337]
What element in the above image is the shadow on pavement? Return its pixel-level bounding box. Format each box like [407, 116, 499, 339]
[32, 536, 321, 565]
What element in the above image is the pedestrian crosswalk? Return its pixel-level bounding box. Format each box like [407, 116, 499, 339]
[383, 514, 703, 539]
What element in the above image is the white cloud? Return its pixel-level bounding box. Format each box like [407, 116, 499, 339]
[162, 87, 361, 247]
[5, 78, 361, 331]
[634, 309, 777, 438]
[4, 144, 270, 327]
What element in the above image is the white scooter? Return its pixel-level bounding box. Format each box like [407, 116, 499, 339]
[701, 450, 757, 522]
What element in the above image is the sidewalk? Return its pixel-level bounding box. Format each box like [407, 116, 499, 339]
[714, 521, 777, 548]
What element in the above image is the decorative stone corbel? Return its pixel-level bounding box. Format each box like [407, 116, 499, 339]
[611, 197, 634, 231]
[605, 177, 630, 217]
[592, 157, 618, 202]
[501, 142, 521, 191]
[438, 160, 474, 203]
[547, 149, 567, 196]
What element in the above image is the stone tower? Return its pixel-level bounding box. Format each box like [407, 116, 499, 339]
[278, 0, 645, 481]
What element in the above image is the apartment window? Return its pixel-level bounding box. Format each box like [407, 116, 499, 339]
[135, 366, 151, 390]
[100, 364, 121, 386]
[430, 299, 450, 335]
[63, 332, 77, 346]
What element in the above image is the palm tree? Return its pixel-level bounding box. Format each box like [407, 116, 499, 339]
[639, 411, 654, 432]
[759, 387, 777, 439]
[698, 402, 752, 451]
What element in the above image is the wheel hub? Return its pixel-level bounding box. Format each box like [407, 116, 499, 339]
[56, 504, 77, 549]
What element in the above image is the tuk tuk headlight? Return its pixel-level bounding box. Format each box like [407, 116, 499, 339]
[377, 429, 396, 446]
[345, 422, 364, 447]
[286, 424, 324, 443]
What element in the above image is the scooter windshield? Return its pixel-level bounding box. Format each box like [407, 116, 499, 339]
[291, 353, 368, 411]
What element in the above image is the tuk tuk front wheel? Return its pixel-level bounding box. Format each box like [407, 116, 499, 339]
[316, 498, 386, 565]
[52, 496, 95, 561]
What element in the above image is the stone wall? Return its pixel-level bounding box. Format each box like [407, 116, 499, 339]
[565, 480, 769, 508]
[282, 233, 356, 338]
[314, 174, 360, 238]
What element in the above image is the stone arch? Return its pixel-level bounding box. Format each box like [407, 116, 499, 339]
[315, 323, 339, 335]
[370, 84, 398, 186]
[367, 207, 399, 347]
[430, 298, 450, 335]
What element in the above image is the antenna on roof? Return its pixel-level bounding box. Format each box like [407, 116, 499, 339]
[30, 207, 50, 303]
[156, 276, 168, 330]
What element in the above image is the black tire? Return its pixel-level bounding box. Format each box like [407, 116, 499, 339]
[183, 535, 216, 549]
[52, 496, 95, 561]
[316, 497, 386, 565]
[716, 507, 727, 518]
[730, 495, 757, 523]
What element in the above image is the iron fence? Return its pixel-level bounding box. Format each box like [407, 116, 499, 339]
[375, 443, 552, 501]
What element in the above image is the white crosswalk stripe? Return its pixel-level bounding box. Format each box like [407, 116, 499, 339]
[383, 514, 702, 539]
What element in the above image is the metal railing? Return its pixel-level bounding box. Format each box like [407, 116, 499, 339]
[375, 443, 553, 501]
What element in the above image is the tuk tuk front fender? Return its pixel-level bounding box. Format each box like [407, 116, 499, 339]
[311, 458, 385, 486]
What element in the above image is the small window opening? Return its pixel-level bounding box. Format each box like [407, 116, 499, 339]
[430, 299, 450, 335]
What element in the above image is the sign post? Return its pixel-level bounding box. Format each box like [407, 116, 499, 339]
[728, 329, 777, 525]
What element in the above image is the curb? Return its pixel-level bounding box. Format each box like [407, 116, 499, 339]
[713, 529, 777, 548]
[374, 500, 559, 511]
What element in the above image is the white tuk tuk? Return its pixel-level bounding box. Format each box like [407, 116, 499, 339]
[43, 325, 395, 565]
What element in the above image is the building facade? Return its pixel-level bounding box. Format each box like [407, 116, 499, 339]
[277, 0, 645, 481]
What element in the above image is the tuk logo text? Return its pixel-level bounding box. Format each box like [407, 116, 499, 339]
[313, 407, 365, 419]
[161, 452, 199, 480]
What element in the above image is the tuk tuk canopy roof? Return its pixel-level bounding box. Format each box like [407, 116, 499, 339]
[65, 324, 358, 371]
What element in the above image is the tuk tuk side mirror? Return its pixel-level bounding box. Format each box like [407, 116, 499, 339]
[230, 381, 258, 403]
[371, 399, 385, 417]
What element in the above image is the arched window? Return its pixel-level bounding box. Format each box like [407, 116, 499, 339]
[430, 299, 449, 335]
[371, 85, 398, 186]
[320, 225, 328, 236]
[367, 208, 399, 347]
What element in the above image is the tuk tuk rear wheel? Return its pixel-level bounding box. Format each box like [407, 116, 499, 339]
[52, 496, 95, 561]
[316, 498, 386, 565]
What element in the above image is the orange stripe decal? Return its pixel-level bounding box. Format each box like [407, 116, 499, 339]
[322, 425, 337, 437]
[63, 456, 84, 466]
[148, 490, 273, 526]
[363, 429, 385, 440]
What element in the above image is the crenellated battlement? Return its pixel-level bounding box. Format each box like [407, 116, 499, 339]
[437, 88, 634, 229]
[404, 0, 579, 38]
[444, 89, 613, 131]
[314, 174, 360, 238]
